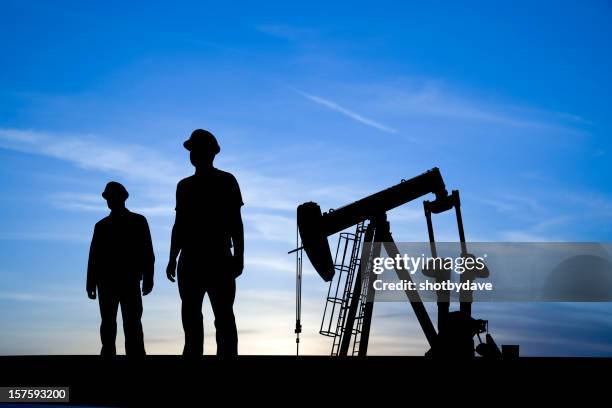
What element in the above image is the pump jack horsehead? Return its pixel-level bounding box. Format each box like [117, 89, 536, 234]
[291, 168, 517, 358]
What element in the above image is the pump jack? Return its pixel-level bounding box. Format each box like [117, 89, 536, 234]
[293, 168, 510, 358]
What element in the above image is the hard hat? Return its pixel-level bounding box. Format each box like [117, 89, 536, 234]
[102, 181, 129, 201]
[183, 129, 220, 154]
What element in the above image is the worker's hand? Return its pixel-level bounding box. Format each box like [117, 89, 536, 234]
[87, 287, 97, 300]
[142, 279, 154, 296]
[166, 259, 177, 283]
[232, 255, 244, 279]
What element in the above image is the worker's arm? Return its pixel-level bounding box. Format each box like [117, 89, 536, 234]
[166, 214, 182, 283]
[166, 183, 183, 283]
[142, 217, 155, 295]
[230, 206, 244, 278]
[228, 174, 244, 278]
[86, 225, 99, 299]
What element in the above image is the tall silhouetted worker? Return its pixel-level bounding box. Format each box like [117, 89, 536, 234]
[166, 129, 244, 357]
[87, 182, 155, 356]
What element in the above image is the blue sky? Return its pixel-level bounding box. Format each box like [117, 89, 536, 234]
[1, 0, 612, 356]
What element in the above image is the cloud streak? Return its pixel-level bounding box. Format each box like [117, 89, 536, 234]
[367, 81, 588, 133]
[0, 128, 301, 213]
[0, 128, 182, 186]
[0, 127, 352, 245]
[292, 88, 398, 134]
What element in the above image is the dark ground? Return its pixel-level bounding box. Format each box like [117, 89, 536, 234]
[0, 355, 609, 406]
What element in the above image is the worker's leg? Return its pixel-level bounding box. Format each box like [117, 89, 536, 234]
[208, 275, 238, 357]
[178, 266, 206, 356]
[98, 289, 120, 356]
[120, 283, 146, 357]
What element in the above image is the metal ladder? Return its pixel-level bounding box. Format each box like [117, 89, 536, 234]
[319, 222, 366, 356]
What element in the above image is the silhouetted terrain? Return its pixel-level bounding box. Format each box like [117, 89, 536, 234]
[0, 355, 610, 406]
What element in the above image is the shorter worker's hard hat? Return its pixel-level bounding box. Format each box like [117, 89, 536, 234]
[102, 181, 129, 201]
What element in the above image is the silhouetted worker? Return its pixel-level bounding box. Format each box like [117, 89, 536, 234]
[166, 129, 244, 357]
[87, 182, 155, 356]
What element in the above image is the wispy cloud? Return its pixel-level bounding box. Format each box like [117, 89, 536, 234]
[292, 88, 398, 134]
[477, 194, 545, 215]
[0, 289, 81, 303]
[245, 255, 296, 274]
[0, 128, 296, 213]
[368, 81, 588, 132]
[477, 189, 612, 241]
[0, 127, 349, 243]
[244, 213, 295, 245]
[0, 128, 182, 186]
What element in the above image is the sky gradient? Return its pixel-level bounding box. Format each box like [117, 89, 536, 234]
[1, 0, 612, 356]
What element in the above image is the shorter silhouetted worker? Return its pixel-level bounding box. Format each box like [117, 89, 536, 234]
[87, 182, 155, 356]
